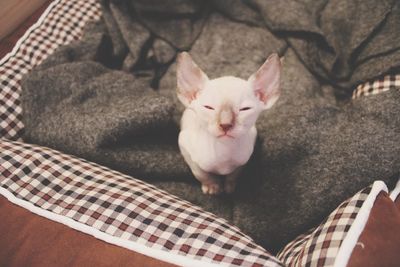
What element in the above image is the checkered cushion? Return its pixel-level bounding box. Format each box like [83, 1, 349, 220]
[0, 0, 101, 140]
[277, 185, 374, 266]
[0, 139, 283, 267]
[352, 74, 400, 99]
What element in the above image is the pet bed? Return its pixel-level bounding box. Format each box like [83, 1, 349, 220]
[1, 0, 400, 266]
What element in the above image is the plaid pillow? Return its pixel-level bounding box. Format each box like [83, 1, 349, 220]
[0, 0, 101, 140]
[277, 181, 393, 267]
[352, 74, 400, 99]
[0, 139, 283, 267]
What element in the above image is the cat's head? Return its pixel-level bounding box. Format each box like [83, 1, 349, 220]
[176, 52, 281, 139]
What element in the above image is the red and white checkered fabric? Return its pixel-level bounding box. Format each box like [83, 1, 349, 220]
[352, 74, 400, 99]
[0, 139, 283, 266]
[277, 186, 372, 266]
[0, 0, 101, 140]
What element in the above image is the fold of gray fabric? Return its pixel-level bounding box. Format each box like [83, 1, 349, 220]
[22, 0, 400, 252]
[250, 0, 400, 97]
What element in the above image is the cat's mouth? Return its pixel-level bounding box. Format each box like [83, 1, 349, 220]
[217, 133, 235, 139]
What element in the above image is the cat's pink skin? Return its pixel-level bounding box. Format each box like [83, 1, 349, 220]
[177, 52, 281, 194]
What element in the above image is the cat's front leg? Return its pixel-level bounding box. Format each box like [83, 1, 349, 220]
[190, 164, 222, 195]
[200, 177, 222, 195]
[224, 167, 243, 194]
[180, 144, 222, 195]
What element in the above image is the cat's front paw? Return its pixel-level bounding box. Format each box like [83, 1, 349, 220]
[201, 183, 223, 195]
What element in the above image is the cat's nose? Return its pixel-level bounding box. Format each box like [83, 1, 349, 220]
[220, 123, 233, 132]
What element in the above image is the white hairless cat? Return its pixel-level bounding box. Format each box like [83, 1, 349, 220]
[177, 52, 281, 194]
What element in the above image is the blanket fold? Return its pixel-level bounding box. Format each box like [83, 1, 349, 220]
[250, 0, 400, 97]
[21, 0, 400, 252]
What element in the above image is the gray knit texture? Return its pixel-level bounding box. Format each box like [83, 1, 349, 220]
[21, 0, 400, 252]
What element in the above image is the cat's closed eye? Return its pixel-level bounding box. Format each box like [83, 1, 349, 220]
[239, 107, 252, 111]
[203, 105, 215, 110]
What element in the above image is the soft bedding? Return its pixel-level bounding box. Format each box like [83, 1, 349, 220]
[19, 0, 400, 252]
[251, 0, 400, 98]
[1, 140, 400, 266]
[0, 140, 283, 267]
[1, 0, 400, 265]
[278, 181, 400, 267]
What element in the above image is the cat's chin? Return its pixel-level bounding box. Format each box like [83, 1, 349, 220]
[217, 134, 235, 139]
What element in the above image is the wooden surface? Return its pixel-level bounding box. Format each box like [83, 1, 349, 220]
[0, 0, 49, 41]
[0, 0, 51, 58]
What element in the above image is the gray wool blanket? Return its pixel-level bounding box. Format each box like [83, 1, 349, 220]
[22, 0, 400, 252]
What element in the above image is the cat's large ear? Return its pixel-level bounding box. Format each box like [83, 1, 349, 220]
[248, 53, 281, 110]
[176, 52, 209, 107]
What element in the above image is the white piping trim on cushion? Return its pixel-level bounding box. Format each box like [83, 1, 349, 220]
[389, 178, 400, 201]
[0, 187, 223, 267]
[0, 0, 61, 65]
[333, 180, 388, 267]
